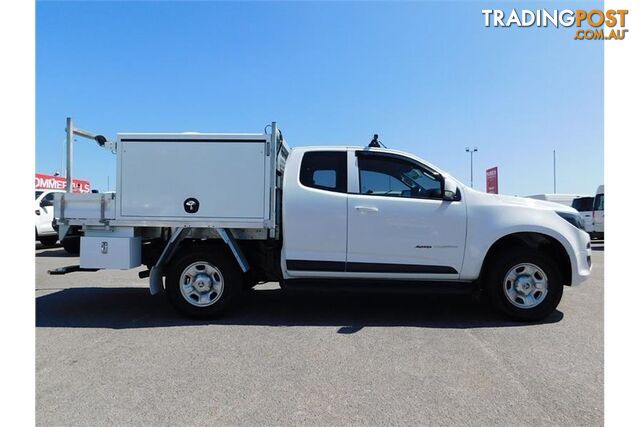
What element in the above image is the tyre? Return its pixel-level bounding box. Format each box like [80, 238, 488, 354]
[486, 248, 563, 322]
[165, 247, 243, 318]
[39, 236, 58, 247]
[62, 236, 80, 254]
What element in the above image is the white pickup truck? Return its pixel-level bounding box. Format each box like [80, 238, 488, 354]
[35, 189, 62, 247]
[52, 120, 591, 321]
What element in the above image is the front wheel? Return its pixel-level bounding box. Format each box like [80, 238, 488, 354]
[165, 248, 243, 318]
[487, 249, 563, 322]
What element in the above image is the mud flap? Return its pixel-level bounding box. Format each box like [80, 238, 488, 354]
[149, 266, 163, 295]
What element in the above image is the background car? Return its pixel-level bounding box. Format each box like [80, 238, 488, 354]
[35, 189, 62, 247]
[525, 193, 586, 207]
[592, 185, 604, 240]
[571, 196, 595, 235]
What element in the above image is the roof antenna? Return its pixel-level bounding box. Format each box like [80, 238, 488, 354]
[369, 134, 387, 148]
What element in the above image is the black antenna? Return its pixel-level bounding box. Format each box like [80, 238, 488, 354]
[369, 134, 387, 148]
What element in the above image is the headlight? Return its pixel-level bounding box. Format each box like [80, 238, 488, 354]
[556, 211, 585, 231]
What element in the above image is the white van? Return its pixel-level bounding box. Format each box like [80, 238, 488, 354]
[35, 189, 63, 246]
[525, 194, 585, 207]
[571, 196, 595, 234]
[592, 185, 604, 239]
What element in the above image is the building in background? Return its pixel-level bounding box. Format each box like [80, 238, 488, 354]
[35, 173, 90, 193]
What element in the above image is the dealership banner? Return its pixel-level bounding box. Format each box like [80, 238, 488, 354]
[486, 167, 498, 194]
[35, 173, 91, 193]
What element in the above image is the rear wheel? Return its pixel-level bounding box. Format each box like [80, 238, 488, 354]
[487, 249, 563, 322]
[165, 248, 242, 318]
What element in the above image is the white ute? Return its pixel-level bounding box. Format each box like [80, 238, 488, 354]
[52, 119, 592, 321]
[35, 189, 62, 247]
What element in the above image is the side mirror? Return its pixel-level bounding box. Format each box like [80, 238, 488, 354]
[40, 199, 53, 207]
[442, 177, 459, 201]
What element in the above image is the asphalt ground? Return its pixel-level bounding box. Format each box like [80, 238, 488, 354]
[36, 243, 604, 426]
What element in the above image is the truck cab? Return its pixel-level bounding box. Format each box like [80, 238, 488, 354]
[282, 147, 466, 281]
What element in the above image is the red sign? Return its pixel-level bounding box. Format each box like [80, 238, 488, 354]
[35, 173, 91, 193]
[486, 167, 498, 194]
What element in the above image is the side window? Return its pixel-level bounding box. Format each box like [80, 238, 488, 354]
[299, 151, 347, 193]
[357, 154, 442, 199]
[43, 192, 55, 203]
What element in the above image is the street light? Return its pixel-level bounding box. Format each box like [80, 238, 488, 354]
[465, 146, 478, 188]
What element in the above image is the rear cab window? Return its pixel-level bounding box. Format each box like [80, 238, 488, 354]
[299, 151, 347, 193]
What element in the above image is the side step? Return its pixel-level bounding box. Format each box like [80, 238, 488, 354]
[281, 279, 476, 295]
[48, 265, 100, 275]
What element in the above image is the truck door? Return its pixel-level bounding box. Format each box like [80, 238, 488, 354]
[282, 150, 348, 276]
[346, 151, 466, 278]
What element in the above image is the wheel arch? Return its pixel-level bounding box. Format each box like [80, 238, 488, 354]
[167, 238, 229, 269]
[480, 232, 572, 287]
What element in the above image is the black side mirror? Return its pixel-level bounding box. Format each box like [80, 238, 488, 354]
[40, 199, 53, 207]
[442, 177, 459, 201]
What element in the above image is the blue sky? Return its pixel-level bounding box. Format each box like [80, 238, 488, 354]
[36, 1, 603, 195]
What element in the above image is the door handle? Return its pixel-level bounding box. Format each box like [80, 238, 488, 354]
[355, 206, 379, 214]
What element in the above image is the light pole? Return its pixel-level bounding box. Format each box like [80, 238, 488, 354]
[465, 147, 478, 188]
